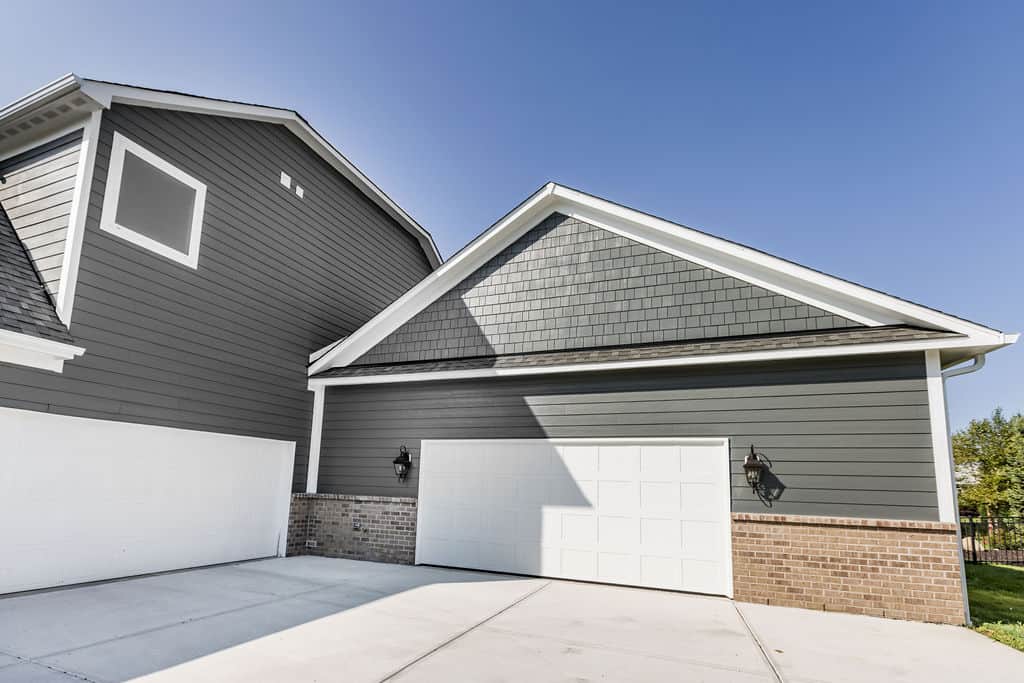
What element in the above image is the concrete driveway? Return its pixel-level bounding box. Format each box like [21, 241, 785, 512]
[0, 557, 1019, 682]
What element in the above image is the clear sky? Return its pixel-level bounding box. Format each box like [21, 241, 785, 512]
[3, 1, 1020, 429]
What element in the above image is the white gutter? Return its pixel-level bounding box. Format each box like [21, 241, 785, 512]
[942, 354, 986, 380]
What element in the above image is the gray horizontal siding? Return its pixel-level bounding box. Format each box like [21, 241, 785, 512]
[319, 352, 940, 521]
[0, 105, 433, 490]
[356, 213, 860, 365]
[0, 130, 83, 298]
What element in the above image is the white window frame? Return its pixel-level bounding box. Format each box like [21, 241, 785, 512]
[98, 131, 207, 269]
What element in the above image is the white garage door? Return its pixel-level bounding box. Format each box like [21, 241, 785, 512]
[0, 407, 295, 594]
[416, 438, 733, 596]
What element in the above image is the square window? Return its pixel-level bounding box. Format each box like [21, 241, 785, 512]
[99, 132, 207, 268]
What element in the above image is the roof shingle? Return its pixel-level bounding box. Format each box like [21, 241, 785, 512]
[0, 202, 73, 344]
[313, 326, 962, 379]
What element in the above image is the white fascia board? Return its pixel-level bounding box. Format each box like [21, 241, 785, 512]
[308, 335, 1013, 388]
[0, 73, 81, 125]
[925, 350, 958, 523]
[77, 79, 442, 269]
[309, 182, 1006, 374]
[305, 386, 326, 493]
[309, 337, 346, 364]
[0, 329, 85, 373]
[56, 109, 103, 324]
[308, 183, 558, 374]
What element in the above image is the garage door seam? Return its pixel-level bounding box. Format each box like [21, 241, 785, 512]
[377, 580, 552, 682]
[733, 602, 785, 683]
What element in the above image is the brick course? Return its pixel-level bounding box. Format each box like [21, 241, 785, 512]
[732, 513, 966, 625]
[288, 494, 417, 564]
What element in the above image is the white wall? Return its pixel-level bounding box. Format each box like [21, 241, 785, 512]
[0, 407, 295, 594]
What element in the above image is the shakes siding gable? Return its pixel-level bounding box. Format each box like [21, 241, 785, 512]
[354, 213, 861, 365]
[0, 104, 433, 490]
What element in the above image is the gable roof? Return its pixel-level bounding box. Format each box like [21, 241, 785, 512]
[0, 202, 84, 372]
[0, 74, 442, 269]
[309, 183, 1016, 377]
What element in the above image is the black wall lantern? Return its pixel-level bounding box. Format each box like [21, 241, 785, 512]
[743, 445, 769, 490]
[743, 444, 784, 507]
[393, 445, 412, 482]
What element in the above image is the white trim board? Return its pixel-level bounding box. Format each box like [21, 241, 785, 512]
[305, 386, 326, 493]
[98, 131, 207, 269]
[308, 335, 1014, 388]
[0, 328, 85, 373]
[309, 183, 1014, 375]
[924, 350, 957, 524]
[56, 110, 102, 324]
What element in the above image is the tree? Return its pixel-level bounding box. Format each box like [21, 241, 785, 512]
[953, 408, 1024, 516]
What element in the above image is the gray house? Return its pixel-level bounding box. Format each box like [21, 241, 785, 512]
[1, 75, 1015, 627]
[298, 183, 1016, 626]
[0, 75, 439, 594]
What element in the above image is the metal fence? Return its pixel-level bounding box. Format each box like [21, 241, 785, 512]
[960, 516, 1024, 565]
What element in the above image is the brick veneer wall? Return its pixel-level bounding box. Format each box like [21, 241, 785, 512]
[288, 494, 417, 564]
[732, 513, 966, 625]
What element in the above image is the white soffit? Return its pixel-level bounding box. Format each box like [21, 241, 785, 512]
[309, 183, 1012, 374]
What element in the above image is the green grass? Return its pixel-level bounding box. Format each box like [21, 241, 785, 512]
[966, 563, 1024, 652]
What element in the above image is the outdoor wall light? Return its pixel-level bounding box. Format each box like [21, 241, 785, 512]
[743, 445, 771, 490]
[393, 445, 412, 481]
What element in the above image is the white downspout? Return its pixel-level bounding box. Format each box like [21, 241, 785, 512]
[941, 354, 986, 380]
[933, 352, 987, 626]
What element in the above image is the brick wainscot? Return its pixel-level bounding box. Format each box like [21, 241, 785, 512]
[731, 513, 966, 625]
[288, 494, 417, 564]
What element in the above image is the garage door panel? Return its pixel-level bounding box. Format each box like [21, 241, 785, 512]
[598, 480, 639, 514]
[641, 481, 681, 514]
[681, 483, 722, 520]
[683, 521, 722, 560]
[562, 548, 598, 580]
[562, 514, 598, 545]
[559, 445, 599, 478]
[640, 445, 681, 479]
[598, 516, 637, 552]
[682, 445, 724, 482]
[598, 445, 641, 478]
[417, 438, 732, 596]
[642, 556, 684, 589]
[684, 559, 725, 594]
[599, 552, 641, 584]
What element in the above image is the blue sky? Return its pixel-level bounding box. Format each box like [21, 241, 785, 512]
[3, 1, 1020, 429]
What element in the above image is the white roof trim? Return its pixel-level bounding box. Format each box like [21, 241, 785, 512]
[0, 329, 85, 374]
[309, 334, 1015, 388]
[1, 75, 441, 269]
[309, 182, 1012, 375]
[0, 73, 81, 122]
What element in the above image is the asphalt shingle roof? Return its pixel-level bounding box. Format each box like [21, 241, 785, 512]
[313, 326, 962, 379]
[0, 202, 74, 344]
